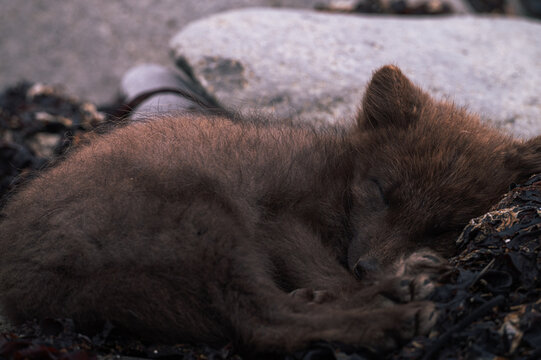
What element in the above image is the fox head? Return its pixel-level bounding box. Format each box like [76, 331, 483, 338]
[347, 65, 541, 279]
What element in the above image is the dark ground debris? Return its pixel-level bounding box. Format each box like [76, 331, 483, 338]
[315, 0, 455, 15]
[395, 174, 541, 360]
[315, 0, 541, 17]
[0, 82, 108, 202]
[1, 83, 541, 359]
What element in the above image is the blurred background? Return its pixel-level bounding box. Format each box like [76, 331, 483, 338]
[0, 0, 538, 106]
[0, 1, 322, 105]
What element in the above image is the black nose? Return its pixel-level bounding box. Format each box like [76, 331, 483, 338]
[353, 257, 380, 280]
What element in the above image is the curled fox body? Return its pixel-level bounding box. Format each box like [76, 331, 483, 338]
[1, 66, 540, 354]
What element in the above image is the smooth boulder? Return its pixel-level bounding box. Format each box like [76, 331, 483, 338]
[171, 8, 541, 137]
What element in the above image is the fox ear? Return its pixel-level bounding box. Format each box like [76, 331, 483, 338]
[506, 136, 541, 180]
[358, 65, 430, 129]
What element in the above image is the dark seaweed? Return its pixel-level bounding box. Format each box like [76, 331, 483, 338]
[0, 82, 106, 201]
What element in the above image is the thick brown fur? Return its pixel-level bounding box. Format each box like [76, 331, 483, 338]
[0, 66, 539, 354]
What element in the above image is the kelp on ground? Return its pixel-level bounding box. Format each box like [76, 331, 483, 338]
[0, 82, 106, 201]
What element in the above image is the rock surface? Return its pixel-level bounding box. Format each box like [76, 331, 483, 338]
[170, 8, 541, 137]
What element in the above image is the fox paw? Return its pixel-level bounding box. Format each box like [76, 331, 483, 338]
[376, 273, 436, 304]
[394, 249, 450, 277]
[364, 301, 438, 353]
[370, 251, 449, 305]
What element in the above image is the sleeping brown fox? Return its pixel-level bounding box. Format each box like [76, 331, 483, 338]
[0, 65, 540, 354]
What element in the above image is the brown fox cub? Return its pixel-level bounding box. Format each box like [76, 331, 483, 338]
[1, 65, 540, 354]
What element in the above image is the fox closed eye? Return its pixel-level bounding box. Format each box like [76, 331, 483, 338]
[370, 178, 389, 207]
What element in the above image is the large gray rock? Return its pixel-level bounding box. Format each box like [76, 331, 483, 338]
[170, 8, 541, 137]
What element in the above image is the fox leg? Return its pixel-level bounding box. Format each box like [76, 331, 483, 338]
[224, 277, 438, 354]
